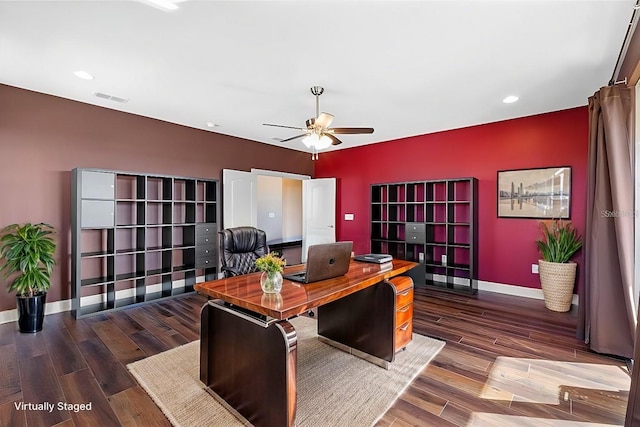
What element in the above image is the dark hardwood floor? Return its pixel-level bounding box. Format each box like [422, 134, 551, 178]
[0, 287, 630, 426]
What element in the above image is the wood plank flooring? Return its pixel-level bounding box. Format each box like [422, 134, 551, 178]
[0, 287, 631, 426]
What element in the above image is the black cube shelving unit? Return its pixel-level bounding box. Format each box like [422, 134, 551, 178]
[71, 168, 219, 318]
[370, 177, 478, 294]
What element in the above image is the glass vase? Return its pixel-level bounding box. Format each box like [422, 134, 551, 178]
[261, 292, 283, 309]
[260, 271, 283, 294]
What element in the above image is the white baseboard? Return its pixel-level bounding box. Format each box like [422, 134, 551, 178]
[0, 298, 72, 324]
[477, 280, 579, 306]
[0, 274, 214, 325]
[0, 278, 578, 325]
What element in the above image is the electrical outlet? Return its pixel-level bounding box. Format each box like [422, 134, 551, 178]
[532, 264, 539, 274]
[441, 255, 447, 266]
[344, 213, 354, 221]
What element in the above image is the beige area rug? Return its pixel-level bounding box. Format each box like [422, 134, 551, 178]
[127, 316, 445, 427]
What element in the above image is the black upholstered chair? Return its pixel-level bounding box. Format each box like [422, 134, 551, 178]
[219, 226, 269, 278]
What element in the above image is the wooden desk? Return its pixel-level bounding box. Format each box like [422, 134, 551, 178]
[194, 259, 417, 427]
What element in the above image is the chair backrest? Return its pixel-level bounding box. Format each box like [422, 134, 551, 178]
[220, 226, 269, 277]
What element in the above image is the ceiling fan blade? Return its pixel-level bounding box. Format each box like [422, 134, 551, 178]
[326, 134, 343, 145]
[315, 112, 334, 129]
[263, 123, 304, 130]
[328, 127, 374, 134]
[279, 133, 307, 143]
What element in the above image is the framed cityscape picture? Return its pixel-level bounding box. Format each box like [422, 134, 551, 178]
[497, 166, 571, 219]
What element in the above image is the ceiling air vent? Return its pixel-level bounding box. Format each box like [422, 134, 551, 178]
[94, 92, 129, 103]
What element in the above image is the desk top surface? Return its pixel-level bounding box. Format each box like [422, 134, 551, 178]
[194, 259, 417, 320]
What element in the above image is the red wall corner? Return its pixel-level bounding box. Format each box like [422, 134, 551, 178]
[314, 107, 588, 292]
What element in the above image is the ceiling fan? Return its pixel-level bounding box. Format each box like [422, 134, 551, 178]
[263, 86, 374, 159]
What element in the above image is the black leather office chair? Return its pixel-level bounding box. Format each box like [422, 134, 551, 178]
[219, 226, 269, 278]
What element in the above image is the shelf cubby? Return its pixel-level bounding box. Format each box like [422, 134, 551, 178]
[80, 228, 114, 257]
[174, 179, 196, 202]
[173, 202, 196, 224]
[116, 174, 145, 200]
[388, 204, 406, 222]
[406, 203, 425, 222]
[407, 182, 425, 203]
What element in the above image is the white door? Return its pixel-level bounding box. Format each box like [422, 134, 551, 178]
[222, 169, 257, 228]
[302, 178, 336, 262]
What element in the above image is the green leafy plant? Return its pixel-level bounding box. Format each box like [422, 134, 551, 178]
[0, 223, 56, 297]
[254, 252, 286, 275]
[536, 219, 582, 263]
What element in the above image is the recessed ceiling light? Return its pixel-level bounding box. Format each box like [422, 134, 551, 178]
[144, 0, 179, 11]
[206, 122, 219, 128]
[73, 70, 94, 80]
[503, 95, 519, 104]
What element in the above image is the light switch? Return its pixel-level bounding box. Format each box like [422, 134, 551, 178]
[268, 212, 275, 218]
[344, 213, 354, 221]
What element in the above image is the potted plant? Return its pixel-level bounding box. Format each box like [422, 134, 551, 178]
[0, 223, 56, 333]
[254, 252, 286, 294]
[536, 219, 582, 312]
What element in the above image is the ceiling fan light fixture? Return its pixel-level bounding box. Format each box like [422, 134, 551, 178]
[302, 134, 332, 150]
[263, 85, 373, 154]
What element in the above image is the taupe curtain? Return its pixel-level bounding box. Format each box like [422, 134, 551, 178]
[578, 86, 635, 360]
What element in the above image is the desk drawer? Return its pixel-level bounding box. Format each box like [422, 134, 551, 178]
[390, 276, 414, 309]
[196, 223, 217, 245]
[196, 244, 216, 258]
[406, 223, 425, 233]
[390, 276, 413, 293]
[389, 275, 414, 352]
[196, 233, 216, 245]
[405, 231, 426, 244]
[396, 303, 413, 327]
[396, 287, 413, 309]
[395, 320, 413, 351]
[196, 223, 217, 236]
[196, 256, 216, 269]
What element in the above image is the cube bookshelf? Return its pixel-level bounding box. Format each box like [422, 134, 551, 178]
[71, 168, 219, 318]
[370, 178, 478, 294]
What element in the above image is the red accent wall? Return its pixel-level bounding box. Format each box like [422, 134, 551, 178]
[314, 107, 588, 291]
[0, 84, 314, 312]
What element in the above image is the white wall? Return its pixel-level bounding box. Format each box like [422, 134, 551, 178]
[282, 178, 302, 240]
[256, 175, 303, 242]
[257, 175, 283, 241]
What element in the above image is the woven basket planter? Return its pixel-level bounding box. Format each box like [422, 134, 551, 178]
[538, 260, 577, 312]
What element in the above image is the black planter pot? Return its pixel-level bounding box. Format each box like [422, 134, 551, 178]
[16, 293, 47, 333]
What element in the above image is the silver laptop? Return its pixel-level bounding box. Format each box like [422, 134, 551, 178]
[283, 241, 353, 284]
